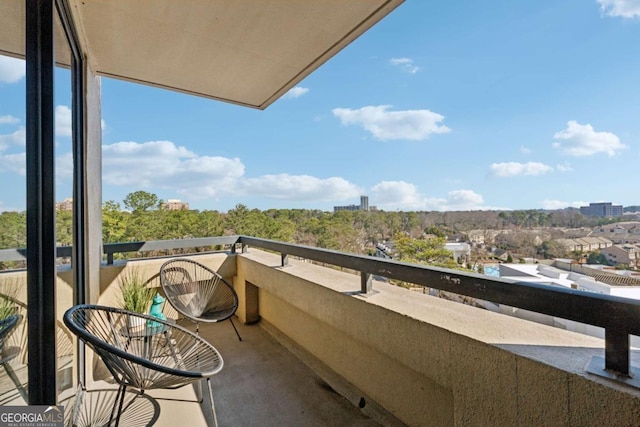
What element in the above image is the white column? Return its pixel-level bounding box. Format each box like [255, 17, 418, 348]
[84, 62, 103, 304]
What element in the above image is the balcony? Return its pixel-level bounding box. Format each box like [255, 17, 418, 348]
[2, 236, 640, 426]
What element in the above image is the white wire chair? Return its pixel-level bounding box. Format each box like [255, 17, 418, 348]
[159, 259, 242, 341]
[64, 304, 223, 427]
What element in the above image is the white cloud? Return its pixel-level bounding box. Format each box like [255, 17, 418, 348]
[239, 174, 361, 201]
[56, 151, 73, 179]
[284, 86, 309, 99]
[552, 121, 625, 156]
[371, 180, 486, 211]
[103, 141, 244, 198]
[0, 150, 73, 182]
[390, 57, 420, 74]
[520, 146, 532, 155]
[598, 0, 640, 18]
[0, 115, 19, 125]
[490, 161, 553, 177]
[0, 56, 25, 84]
[102, 140, 366, 203]
[0, 152, 25, 175]
[0, 105, 75, 140]
[55, 105, 72, 137]
[371, 181, 426, 210]
[446, 189, 485, 207]
[556, 162, 573, 172]
[0, 127, 26, 151]
[541, 200, 586, 210]
[332, 105, 450, 141]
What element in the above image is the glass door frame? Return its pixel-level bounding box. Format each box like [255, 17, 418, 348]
[25, 0, 86, 404]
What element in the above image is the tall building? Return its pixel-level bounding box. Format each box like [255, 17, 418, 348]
[360, 195, 369, 211]
[580, 202, 623, 217]
[334, 195, 372, 212]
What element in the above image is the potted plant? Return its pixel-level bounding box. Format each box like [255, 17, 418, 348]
[0, 295, 17, 321]
[0, 279, 20, 321]
[118, 268, 154, 329]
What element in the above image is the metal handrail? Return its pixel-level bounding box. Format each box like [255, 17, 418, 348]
[238, 236, 640, 379]
[102, 236, 241, 264]
[2, 235, 639, 378]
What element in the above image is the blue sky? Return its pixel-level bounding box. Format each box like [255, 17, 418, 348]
[1, 0, 640, 213]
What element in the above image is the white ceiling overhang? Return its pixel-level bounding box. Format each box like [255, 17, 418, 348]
[0, 0, 403, 109]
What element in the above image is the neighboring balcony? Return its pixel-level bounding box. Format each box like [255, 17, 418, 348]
[1, 237, 640, 426]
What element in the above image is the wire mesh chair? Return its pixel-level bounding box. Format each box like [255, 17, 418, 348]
[63, 305, 223, 427]
[159, 258, 242, 341]
[0, 314, 27, 402]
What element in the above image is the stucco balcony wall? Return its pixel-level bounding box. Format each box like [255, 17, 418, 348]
[97, 252, 238, 308]
[235, 249, 640, 427]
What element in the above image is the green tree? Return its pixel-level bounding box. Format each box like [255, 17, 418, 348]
[157, 209, 201, 239]
[56, 210, 73, 246]
[195, 210, 224, 238]
[538, 240, 567, 259]
[393, 235, 459, 269]
[102, 200, 128, 243]
[0, 211, 26, 249]
[587, 251, 609, 265]
[424, 226, 446, 238]
[123, 191, 160, 213]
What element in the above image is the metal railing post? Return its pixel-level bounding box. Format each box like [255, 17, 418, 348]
[281, 253, 289, 267]
[605, 328, 630, 376]
[361, 272, 372, 293]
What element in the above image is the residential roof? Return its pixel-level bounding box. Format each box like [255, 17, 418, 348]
[0, 0, 403, 109]
[590, 273, 640, 287]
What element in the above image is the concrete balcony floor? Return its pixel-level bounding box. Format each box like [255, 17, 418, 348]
[69, 318, 388, 427]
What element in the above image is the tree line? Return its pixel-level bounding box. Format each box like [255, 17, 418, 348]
[0, 191, 632, 269]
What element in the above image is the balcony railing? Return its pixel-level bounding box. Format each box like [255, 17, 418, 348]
[2, 235, 639, 383]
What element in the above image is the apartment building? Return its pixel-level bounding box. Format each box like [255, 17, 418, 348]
[580, 202, 623, 217]
[600, 244, 640, 268]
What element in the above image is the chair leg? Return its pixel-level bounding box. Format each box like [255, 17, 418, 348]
[3, 363, 28, 402]
[70, 382, 85, 426]
[110, 384, 127, 427]
[207, 377, 218, 427]
[229, 318, 242, 341]
[195, 378, 203, 403]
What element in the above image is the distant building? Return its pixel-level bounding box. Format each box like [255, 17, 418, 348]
[555, 237, 613, 253]
[580, 202, 623, 217]
[360, 195, 369, 211]
[591, 221, 640, 245]
[600, 244, 640, 268]
[495, 261, 640, 347]
[334, 195, 375, 212]
[56, 198, 73, 211]
[444, 242, 471, 262]
[161, 199, 190, 210]
[374, 241, 394, 259]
